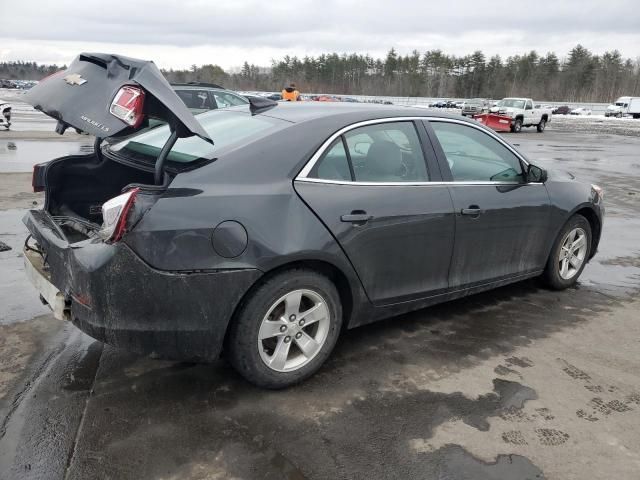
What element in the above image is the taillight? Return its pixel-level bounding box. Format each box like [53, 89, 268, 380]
[110, 86, 145, 128]
[100, 188, 139, 242]
[32, 164, 45, 193]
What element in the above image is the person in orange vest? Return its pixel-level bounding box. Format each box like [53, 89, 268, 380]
[281, 83, 301, 101]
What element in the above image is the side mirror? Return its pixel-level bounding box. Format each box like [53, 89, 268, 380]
[527, 164, 547, 183]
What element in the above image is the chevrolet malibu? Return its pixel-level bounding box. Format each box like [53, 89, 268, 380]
[23, 54, 604, 388]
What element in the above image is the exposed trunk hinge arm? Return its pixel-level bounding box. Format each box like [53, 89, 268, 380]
[154, 129, 178, 185]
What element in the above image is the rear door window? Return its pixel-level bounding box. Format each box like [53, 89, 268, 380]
[309, 121, 429, 183]
[346, 122, 429, 182]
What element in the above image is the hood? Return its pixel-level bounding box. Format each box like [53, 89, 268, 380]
[26, 53, 212, 144]
[606, 104, 621, 111]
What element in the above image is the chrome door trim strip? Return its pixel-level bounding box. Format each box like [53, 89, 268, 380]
[295, 177, 544, 187]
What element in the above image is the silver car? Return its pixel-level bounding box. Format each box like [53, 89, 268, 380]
[461, 98, 489, 117]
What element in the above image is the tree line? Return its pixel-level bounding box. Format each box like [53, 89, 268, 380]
[3, 45, 639, 102]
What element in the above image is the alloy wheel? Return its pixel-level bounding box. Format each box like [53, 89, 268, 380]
[558, 227, 588, 280]
[258, 289, 330, 372]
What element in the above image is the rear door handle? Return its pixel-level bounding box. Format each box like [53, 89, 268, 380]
[461, 206, 484, 216]
[341, 211, 373, 224]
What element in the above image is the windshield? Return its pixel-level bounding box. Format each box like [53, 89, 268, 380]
[109, 109, 287, 164]
[498, 99, 525, 109]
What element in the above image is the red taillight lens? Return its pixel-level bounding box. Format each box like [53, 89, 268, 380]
[99, 188, 139, 242]
[110, 86, 145, 128]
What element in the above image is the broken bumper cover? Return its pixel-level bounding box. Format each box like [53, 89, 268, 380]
[23, 210, 261, 361]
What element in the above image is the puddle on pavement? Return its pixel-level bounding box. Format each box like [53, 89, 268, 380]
[0, 139, 93, 173]
[436, 445, 544, 479]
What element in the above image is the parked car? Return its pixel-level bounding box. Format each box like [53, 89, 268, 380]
[461, 98, 489, 117]
[552, 105, 571, 115]
[23, 53, 604, 388]
[491, 98, 552, 132]
[570, 107, 592, 116]
[171, 82, 249, 114]
[0, 102, 10, 129]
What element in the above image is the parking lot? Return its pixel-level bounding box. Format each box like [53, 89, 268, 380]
[1, 106, 640, 479]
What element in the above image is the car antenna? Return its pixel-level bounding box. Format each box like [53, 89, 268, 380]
[248, 96, 277, 115]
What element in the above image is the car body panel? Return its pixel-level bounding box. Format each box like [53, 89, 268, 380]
[294, 181, 456, 305]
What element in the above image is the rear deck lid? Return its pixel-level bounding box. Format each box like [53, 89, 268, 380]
[26, 53, 212, 143]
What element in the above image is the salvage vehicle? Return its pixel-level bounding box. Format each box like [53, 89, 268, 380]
[0, 102, 10, 129]
[461, 98, 489, 117]
[491, 98, 552, 132]
[22, 53, 604, 388]
[172, 82, 249, 114]
[605, 97, 640, 119]
[570, 107, 592, 116]
[552, 105, 571, 115]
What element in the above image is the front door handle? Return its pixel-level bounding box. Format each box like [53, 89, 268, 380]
[461, 206, 484, 216]
[341, 210, 373, 224]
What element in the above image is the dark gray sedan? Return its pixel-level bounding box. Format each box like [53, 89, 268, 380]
[23, 54, 604, 388]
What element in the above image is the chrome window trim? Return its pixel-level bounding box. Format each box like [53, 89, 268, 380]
[295, 177, 543, 187]
[296, 116, 532, 184]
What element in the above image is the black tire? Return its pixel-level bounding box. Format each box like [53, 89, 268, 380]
[537, 118, 546, 132]
[225, 268, 342, 389]
[511, 118, 523, 133]
[542, 214, 592, 290]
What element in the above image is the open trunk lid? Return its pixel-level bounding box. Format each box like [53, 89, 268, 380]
[26, 52, 212, 143]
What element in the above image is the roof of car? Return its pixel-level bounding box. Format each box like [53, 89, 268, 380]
[237, 102, 471, 124]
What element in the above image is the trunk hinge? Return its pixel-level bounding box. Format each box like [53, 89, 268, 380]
[154, 128, 178, 185]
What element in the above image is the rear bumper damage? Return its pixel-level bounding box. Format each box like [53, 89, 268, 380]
[23, 209, 261, 361]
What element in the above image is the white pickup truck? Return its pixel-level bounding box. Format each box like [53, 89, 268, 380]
[490, 98, 552, 133]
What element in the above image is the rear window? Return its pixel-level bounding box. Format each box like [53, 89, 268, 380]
[109, 109, 287, 164]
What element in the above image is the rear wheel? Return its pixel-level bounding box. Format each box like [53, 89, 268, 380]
[226, 269, 342, 388]
[537, 118, 546, 132]
[542, 215, 591, 290]
[511, 118, 523, 133]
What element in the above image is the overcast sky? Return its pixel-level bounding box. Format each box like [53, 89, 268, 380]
[1, 0, 639, 70]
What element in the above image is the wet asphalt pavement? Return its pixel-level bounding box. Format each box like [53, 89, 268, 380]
[1, 107, 640, 479]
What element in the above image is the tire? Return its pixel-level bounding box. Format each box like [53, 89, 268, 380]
[225, 268, 342, 389]
[511, 118, 523, 133]
[542, 214, 592, 290]
[537, 118, 546, 132]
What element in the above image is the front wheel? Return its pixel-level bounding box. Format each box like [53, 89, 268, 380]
[511, 118, 523, 133]
[226, 269, 342, 388]
[542, 215, 592, 290]
[537, 119, 546, 132]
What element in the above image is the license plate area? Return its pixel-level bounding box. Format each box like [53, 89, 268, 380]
[23, 248, 70, 321]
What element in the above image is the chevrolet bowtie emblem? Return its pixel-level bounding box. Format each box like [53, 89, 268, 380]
[64, 73, 87, 86]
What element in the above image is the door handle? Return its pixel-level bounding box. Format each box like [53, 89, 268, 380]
[461, 206, 483, 216]
[341, 211, 373, 224]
